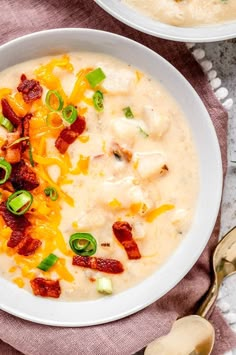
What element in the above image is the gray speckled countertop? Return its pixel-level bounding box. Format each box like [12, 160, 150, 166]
[202, 39, 236, 320]
[137, 39, 236, 355]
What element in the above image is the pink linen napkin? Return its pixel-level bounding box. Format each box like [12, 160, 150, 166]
[0, 1, 235, 354]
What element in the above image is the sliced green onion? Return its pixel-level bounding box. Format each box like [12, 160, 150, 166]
[86, 68, 106, 88]
[93, 91, 104, 112]
[139, 126, 149, 138]
[0, 114, 14, 132]
[96, 277, 113, 295]
[45, 90, 64, 112]
[69, 232, 97, 256]
[46, 112, 63, 129]
[62, 105, 77, 124]
[44, 187, 58, 201]
[7, 190, 33, 215]
[28, 141, 35, 167]
[37, 253, 59, 271]
[123, 106, 134, 119]
[7, 136, 29, 149]
[0, 158, 12, 184]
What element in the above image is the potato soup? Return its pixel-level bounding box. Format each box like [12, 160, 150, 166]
[0, 52, 198, 300]
[123, 0, 236, 27]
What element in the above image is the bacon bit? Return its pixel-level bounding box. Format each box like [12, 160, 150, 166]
[112, 221, 141, 260]
[112, 143, 132, 162]
[101, 242, 111, 247]
[10, 160, 39, 191]
[73, 256, 124, 274]
[0, 202, 31, 250]
[55, 115, 86, 154]
[160, 164, 169, 176]
[30, 278, 61, 298]
[0, 201, 31, 232]
[17, 236, 41, 256]
[17, 74, 43, 103]
[1, 98, 21, 127]
[3, 128, 22, 164]
[89, 277, 96, 282]
[7, 230, 25, 248]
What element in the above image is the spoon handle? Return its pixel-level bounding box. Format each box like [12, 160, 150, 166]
[196, 276, 219, 318]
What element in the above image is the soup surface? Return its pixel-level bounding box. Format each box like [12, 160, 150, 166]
[0, 52, 198, 301]
[123, 0, 236, 27]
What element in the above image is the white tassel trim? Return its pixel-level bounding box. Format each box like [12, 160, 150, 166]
[187, 44, 236, 349]
[186, 43, 234, 111]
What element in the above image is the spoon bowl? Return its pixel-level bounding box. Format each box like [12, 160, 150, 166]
[144, 227, 236, 354]
[144, 315, 215, 355]
[197, 226, 236, 318]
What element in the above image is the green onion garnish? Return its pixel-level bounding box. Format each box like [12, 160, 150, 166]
[139, 126, 149, 138]
[0, 158, 12, 185]
[45, 90, 64, 112]
[86, 68, 106, 88]
[44, 187, 58, 201]
[62, 105, 77, 124]
[7, 136, 29, 149]
[28, 141, 35, 167]
[7, 190, 33, 215]
[0, 114, 14, 132]
[93, 91, 104, 112]
[69, 232, 97, 256]
[96, 277, 113, 295]
[123, 106, 134, 119]
[37, 253, 59, 271]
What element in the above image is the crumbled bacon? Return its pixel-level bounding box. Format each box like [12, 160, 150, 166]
[0, 202, 32, 250]
[1, 98, 21, 127]
[17, 74, 43, 103]
[0, 201, 31, 232]
[73, 256, 124, 274]
[7, 230, 25, 248]
[30, 278, 61, 298]
[101, 242, 111, 247]
[112, 143, 132, 162]
[55, 115, 86, 154]
[112, 221, 141, 260]
[17, 236, 41, 256]
[10, 160, 39, 191]
[3, 128, 22, 164]
[160, 164, 169, 176]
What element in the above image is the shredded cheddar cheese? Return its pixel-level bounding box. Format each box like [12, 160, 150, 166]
[69, 68, 92, 105]
[0, 88, 12, 100]
[7, 93, 31, 116]
[70, 155, 90, 175]
[13, 277, 25, 288]
[145, 204, 175, 223]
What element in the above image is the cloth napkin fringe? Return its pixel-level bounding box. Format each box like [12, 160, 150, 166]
[186, 43, 233, 111]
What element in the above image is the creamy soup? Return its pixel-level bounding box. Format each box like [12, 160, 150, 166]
[0, 53, 198, 301]
[123, 0, 236, 27]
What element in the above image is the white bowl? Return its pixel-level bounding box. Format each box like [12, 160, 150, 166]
[0, 28, 222, 326]
[95, 0, 236, 42]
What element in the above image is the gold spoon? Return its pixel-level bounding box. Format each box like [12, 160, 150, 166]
[145, 226, 236, 355]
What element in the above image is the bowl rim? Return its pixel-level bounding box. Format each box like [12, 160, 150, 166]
[95, 0, 236, 42]
[0, 28, 223, 326]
